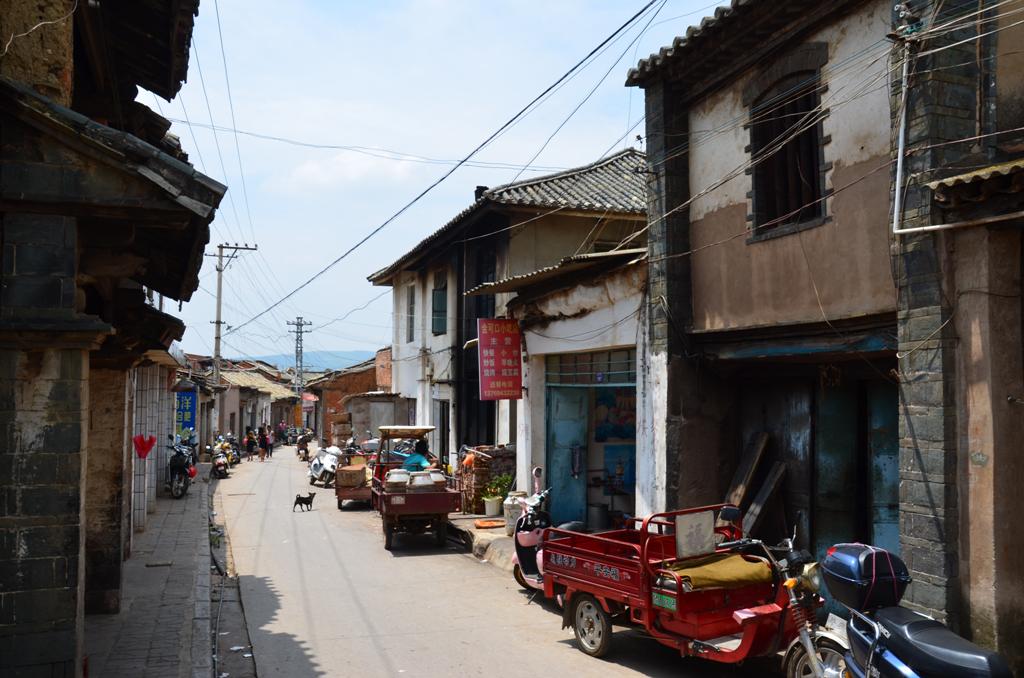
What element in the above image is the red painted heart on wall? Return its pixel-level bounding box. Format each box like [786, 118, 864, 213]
[133, 435, 156, 459]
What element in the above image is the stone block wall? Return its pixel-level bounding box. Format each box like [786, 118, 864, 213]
[84, 367, 132, 615]
[0, 214, 78, 321]
[891, 0, 982, 628]
[0, 348, 88, 677]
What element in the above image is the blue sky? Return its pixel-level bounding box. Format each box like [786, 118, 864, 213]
[162, 0, 720, 362]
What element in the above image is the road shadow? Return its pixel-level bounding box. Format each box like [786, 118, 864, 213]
[237, 574, 323, 676]
[513, 593, 782, 677]
[554, 635, 780, 677]
[385, 532, 470, 557]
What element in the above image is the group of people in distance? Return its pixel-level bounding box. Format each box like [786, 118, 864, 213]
[244, 423, 276, 462]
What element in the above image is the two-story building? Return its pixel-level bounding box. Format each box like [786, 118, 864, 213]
[631, 0, 1024, 667]
[630, 0, 898, 608]
[369, 150, 646, 466]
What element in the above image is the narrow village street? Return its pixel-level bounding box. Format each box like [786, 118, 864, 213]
[216, 445, 774, 678]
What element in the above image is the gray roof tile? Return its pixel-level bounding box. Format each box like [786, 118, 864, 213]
[369, 149, 646, 283]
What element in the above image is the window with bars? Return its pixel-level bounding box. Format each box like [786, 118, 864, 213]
[750, 71, 823, 233]
[406, 284, 415, 343]
[431, 270, 447, 335]
[545, 349, 637, 385]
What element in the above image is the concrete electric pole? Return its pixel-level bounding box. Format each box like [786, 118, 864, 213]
[287, 317, 313, 395]
[205, 243, 257, 436]
[206, 242, 258, 384]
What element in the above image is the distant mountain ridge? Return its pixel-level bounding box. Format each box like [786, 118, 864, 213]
[243, 350, 375, 372]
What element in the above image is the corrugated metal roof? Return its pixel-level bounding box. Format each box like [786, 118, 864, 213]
[465, 248, 647, 296]
[926, 159, 1024, 190]
[220, 370, 296, 401]
[368, 149, 647, 283]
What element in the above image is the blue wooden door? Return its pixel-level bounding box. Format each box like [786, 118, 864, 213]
[546, 387, 589, 525]
[867, 382, 899, 553]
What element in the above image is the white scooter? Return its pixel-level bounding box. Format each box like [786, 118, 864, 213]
[308, 445, 341, 487]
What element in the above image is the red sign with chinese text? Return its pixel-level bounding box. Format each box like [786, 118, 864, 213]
[477, 319, 522, 400]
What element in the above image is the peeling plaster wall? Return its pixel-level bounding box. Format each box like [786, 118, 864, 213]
[0, 0, 74, 106]
[687, 0, 895, 332]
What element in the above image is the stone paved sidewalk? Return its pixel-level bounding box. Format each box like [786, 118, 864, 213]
[84, 468, 212, 678]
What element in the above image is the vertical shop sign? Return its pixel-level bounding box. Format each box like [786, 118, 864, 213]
[478, 318, 522, 400]
[174, 390, 197, 435]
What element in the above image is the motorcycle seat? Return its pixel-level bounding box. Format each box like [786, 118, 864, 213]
[874, 607, 1012, 678]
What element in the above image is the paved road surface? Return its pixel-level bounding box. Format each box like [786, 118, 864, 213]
[218, 447, 778, 677]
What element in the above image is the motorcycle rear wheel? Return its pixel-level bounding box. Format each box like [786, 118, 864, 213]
[513, 564, 530, 590]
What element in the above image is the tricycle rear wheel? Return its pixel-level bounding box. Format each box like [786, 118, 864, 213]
[434, 521, 447, 546]
[572, 594, 611, 658]
[383, 522, 394, 551]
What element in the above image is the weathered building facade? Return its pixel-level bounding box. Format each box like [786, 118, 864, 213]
[370, 150, 646, 465]
[471, 250, 647, 526]
[632, 0, 1024, 668]
[0, 2, 222, 674]
[631, 0, 898, 555]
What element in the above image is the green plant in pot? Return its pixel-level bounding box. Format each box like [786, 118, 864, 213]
[482, 473, 513, 516]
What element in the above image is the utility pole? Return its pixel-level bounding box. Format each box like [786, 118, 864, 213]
[287, 317, 313, 395]
[204, 243, 257, 433]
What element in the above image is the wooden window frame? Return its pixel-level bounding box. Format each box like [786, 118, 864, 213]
[742, 43, 833, 243]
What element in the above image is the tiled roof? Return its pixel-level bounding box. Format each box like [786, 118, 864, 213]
[368, 149, 647, 284]
[486, 148, 647, 213]
[220, 370, 296, 401]
[627, 1, 754, 86]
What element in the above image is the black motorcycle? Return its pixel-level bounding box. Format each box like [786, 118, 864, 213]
[820, 543, 1012, 678]
[166, 435, 194, 499]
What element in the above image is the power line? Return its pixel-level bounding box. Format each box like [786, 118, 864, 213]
[159, 118, 571, 172]
[223, 0, 660, 337]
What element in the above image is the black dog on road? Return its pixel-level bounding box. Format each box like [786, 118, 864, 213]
[293, 492, 316, 512]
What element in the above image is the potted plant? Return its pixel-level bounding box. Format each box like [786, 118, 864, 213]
[482, 473, 513, 516]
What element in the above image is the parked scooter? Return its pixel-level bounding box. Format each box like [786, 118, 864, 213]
[512, 467, 586, 593]
[308, 445, 341, 487]
[813, 543, 1012, 678]
[209, 445, 229, 479]
[165, 435, 194, 498]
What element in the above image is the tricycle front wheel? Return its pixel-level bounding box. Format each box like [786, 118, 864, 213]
[572, 594, 611, 658]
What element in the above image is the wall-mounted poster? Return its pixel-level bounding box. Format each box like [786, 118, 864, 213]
[593, 387, 636, 442]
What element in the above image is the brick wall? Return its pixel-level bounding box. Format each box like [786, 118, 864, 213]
[84, 367, 132, 615]
[375, 348, 392, 392]
[0, 348, 88, 677]
[321, 366, 378, 445]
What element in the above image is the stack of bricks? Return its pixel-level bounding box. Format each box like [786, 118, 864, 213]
[459, 450, 491, 515]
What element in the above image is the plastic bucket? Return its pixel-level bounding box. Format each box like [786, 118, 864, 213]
[504, 491, 527, 536]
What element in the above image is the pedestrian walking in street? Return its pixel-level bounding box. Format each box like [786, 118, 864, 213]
[267, 429, 275, 458]
[258, 427, 268, 462]
[245, 430, 256, 461]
